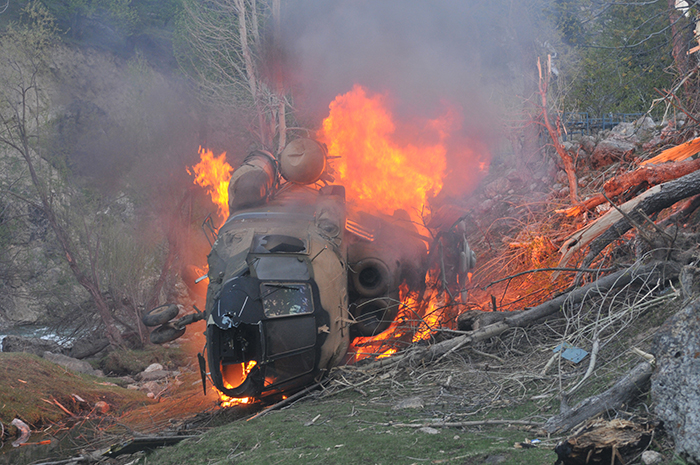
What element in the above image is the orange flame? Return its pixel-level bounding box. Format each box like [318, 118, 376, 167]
[187, 147, 233, 221]
[217, 361, 257, 408]
[318, 85, 448, 222]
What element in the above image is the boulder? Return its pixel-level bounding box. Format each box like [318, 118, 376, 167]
[139, 369, 170, 381]
[610, 121, 638, 140]
[590, 138, 636, 168]
[579, 135, 597, 155]
[68, 335, 110, 359]
[651, 298, 700, 464]
[42, 351, 102, 376]
[144, 363, 164, 372]
[2, 335, 65, 356]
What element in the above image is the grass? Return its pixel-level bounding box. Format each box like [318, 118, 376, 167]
[145, 390, 557, 465]
[0, 352, 154, 428]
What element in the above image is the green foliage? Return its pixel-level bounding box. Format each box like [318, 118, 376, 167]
[555, 0, 675, 116]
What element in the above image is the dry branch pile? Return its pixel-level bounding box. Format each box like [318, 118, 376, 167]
[336, 111, 700, 463]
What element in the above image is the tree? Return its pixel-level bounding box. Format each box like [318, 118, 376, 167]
[0, 2, 126, 345]
[555, 0, 676, 116]
[174, 0, 289, 153]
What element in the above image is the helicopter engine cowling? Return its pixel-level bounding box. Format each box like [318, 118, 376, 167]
[227, 150, 277, 213]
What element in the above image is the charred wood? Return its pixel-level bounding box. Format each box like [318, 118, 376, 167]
[553, 418, 654, 465]
[560, 157, 700, 217]
[582, 169, 700, 268]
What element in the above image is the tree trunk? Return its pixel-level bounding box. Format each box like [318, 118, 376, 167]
[559, 156, 700, 217]
[667, 0, 690, 81]
[544, 361, 654, 433]
[538, 56, 578, 204]
[582, 168, 700, 268]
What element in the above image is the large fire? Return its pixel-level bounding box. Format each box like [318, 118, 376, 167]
[187, 84, 487, 398]
[318, 85, 448, 223]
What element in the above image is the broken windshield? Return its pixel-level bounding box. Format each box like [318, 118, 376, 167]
[260, 283, 313, 318]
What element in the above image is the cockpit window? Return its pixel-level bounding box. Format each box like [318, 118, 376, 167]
[253, 256, 310, 280]
[252, 234, 306, 254]
[260, 283, 313, 318]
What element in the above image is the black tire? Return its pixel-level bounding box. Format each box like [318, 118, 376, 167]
[149, 323, 186, 345]
[351, 258, 391, 298]
[142, 304, 179, 327]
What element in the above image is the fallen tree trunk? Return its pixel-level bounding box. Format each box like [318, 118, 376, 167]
[374, 262, 678, 368]
[544, 361, 654, 434]
[582, 169, 700, 268]
[559, 157, 700, 217]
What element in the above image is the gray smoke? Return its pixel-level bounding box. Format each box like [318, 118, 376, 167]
[280, 0, 526, 139]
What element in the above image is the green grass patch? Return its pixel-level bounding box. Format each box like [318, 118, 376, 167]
[0, 352, 153, 427]
[148, 391, 557, 465]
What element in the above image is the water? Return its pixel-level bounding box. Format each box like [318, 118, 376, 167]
[0, 325, 77, 352]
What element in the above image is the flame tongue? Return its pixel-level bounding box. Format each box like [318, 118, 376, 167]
[318, 85, 447, 221]
[188, 147, 233, 222]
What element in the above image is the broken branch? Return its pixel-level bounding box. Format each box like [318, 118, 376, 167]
[406, 261, 678, 366]
[544, 361, 654, 434]
[582, 169, 700, 268]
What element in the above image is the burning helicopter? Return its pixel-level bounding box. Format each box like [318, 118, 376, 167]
[142, 137, 475, 402]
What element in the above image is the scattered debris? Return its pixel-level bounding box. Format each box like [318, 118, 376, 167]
[553, 343, 588, 364]
[11, 418, 31, 447]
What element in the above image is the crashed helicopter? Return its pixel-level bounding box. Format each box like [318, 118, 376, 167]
[142, 138, 475, 402]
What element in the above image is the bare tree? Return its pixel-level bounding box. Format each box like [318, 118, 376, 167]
[0, 3, 125, 346]
[175, 0, 290, 153]
[537, 55, 579, 205]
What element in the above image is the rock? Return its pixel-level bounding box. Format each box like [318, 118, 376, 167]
[141, 380, 161, 394]
[679, 266, 700, 301]
[418, 427, 439, 434]
[393, 397, 424, 410]
[68, 336, 110, 359]
[505, 169, 523, 183]
[2, 335, 65, 356]
[641, 450, 663, 465]
[651, 298, 700, 464]
[484, 178, 511, 199]
[42, 351, 100, 375]
[590, 138, 636, 168]
[140, 369, 170, 381]
[144, 363, 164, 372]
[634, 116, 656, 141]
[579, 135, 596, 154]
[610, 121, 637, 139]
[94, 401, 110, 414]
[555, 170, 568, 184]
